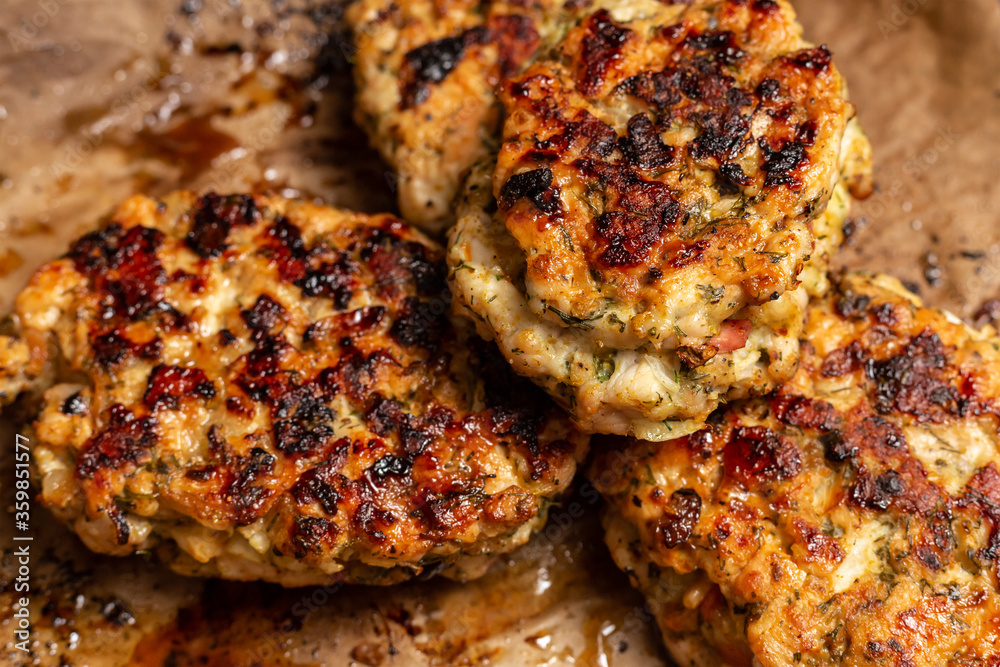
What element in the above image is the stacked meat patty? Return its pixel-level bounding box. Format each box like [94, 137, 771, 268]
[448, 0, 872, 439]
[594, 273, 1000, 665]
[1, 192, 588, 585]
[347, 0, 554, 232]
[5, 2, 998, 664]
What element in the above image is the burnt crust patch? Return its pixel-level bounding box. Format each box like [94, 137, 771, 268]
[497, 167, 561, 215]
[24, 189, 588, 584]
[185, 193, 260, 259]
[723, 425, 802, 486]
[400, 29, 489, 108]
[865, 331, 964, 421]
[399, 13, 540, 109]
[227, 445, 278, 526]
[143, 365, 216, 411]
[619, 114, 675, 169]
[76, 404, 158, 479]
[654, 488, 702, 549]
[578, 160, 681, 268]
[69, 223, 168, 322]
[577, 10, 634, 96]
[92, 329, 163, 369]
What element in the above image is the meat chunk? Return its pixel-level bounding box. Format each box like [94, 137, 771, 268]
[447, 0, 872, 440]
[346, 0, 547, 231]
[594, 273, 1000, 665]
[6, 191, 588, 586]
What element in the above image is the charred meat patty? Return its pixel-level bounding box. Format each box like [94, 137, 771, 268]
[1, 191, 588, 586]
[448, 0, 872, 440]
[346, 0, 550, 232]
[594, 273, 1000, 666]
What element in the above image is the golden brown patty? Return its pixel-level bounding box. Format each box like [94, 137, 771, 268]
[346, 0, 552, 232]
[593, 273, 1000, 666]
[449, 0, 872, 439]
[4, 191, 588, 586]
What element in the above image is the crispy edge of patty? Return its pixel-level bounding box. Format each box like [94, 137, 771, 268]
[592, 273, 1000, 665]
[16, 191, 589, 585]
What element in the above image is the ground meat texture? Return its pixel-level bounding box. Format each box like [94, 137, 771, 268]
[10, 190, 588, 586]
[448, 0, 873, 440]
[346, 0, 546, 232]
[593, 273, 1000, 667]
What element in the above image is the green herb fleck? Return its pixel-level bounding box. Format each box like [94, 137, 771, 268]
[594, 354, 615, 382]
[756, 250, 789, 264]
[696, 283, 725, 303]
[559, 226, 575, 252]
[548, 306, 600, 330]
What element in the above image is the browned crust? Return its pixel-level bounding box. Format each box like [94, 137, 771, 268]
[18, 191, 589, 583]
[594, 273, 1000, 665]
[496, 0, 860, 338]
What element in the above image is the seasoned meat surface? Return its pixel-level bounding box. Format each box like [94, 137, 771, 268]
[594, 273, 1000, 666]
[346, 0, 551, 232]
[449, 0, 872, 440]
[7, 191, 588, 586]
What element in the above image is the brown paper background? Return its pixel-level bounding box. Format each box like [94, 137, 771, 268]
[1, 1, 998, 665]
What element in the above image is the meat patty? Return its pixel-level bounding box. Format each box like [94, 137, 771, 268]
[593, 272, 1000, 666]
[3, 191, 588, 586]
[448, 0, 872, 440]
[346, 0, 549, 232]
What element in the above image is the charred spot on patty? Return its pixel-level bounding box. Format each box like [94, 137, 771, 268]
[226, 446, 277, 525]
[92, 329, 162, 368]
[241, 294, 287, 338]
[723, 426, 802, 486]
[296, 254, 357, 307]
[272, 389, 336, 457]
[865, 331, 964, 421]
[580, 162, 681, 268]
[788, 45, 832, 72]
[654, 488, 703, 549]
[70, 224, 168, 322]
[76, 404, 158, 479]
[498, 167, 561, 215]
[577, 10, 633, 96]
[536, 110, 618, 159]
[770, 395, 839, 431]
[185, 192, 260, 259]
[143, 364, 216, 411]
[389, 296, 447, 349]
[370, 455, 414, 481]
[619, 114, 675, 169]
[760, 138, 808, 188]
[399, 27, 489, 108]
[290, 450, 350, 516]
[60, 392, 88, 416]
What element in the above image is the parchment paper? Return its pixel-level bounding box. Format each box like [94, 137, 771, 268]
[1, 1, 998, 665]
